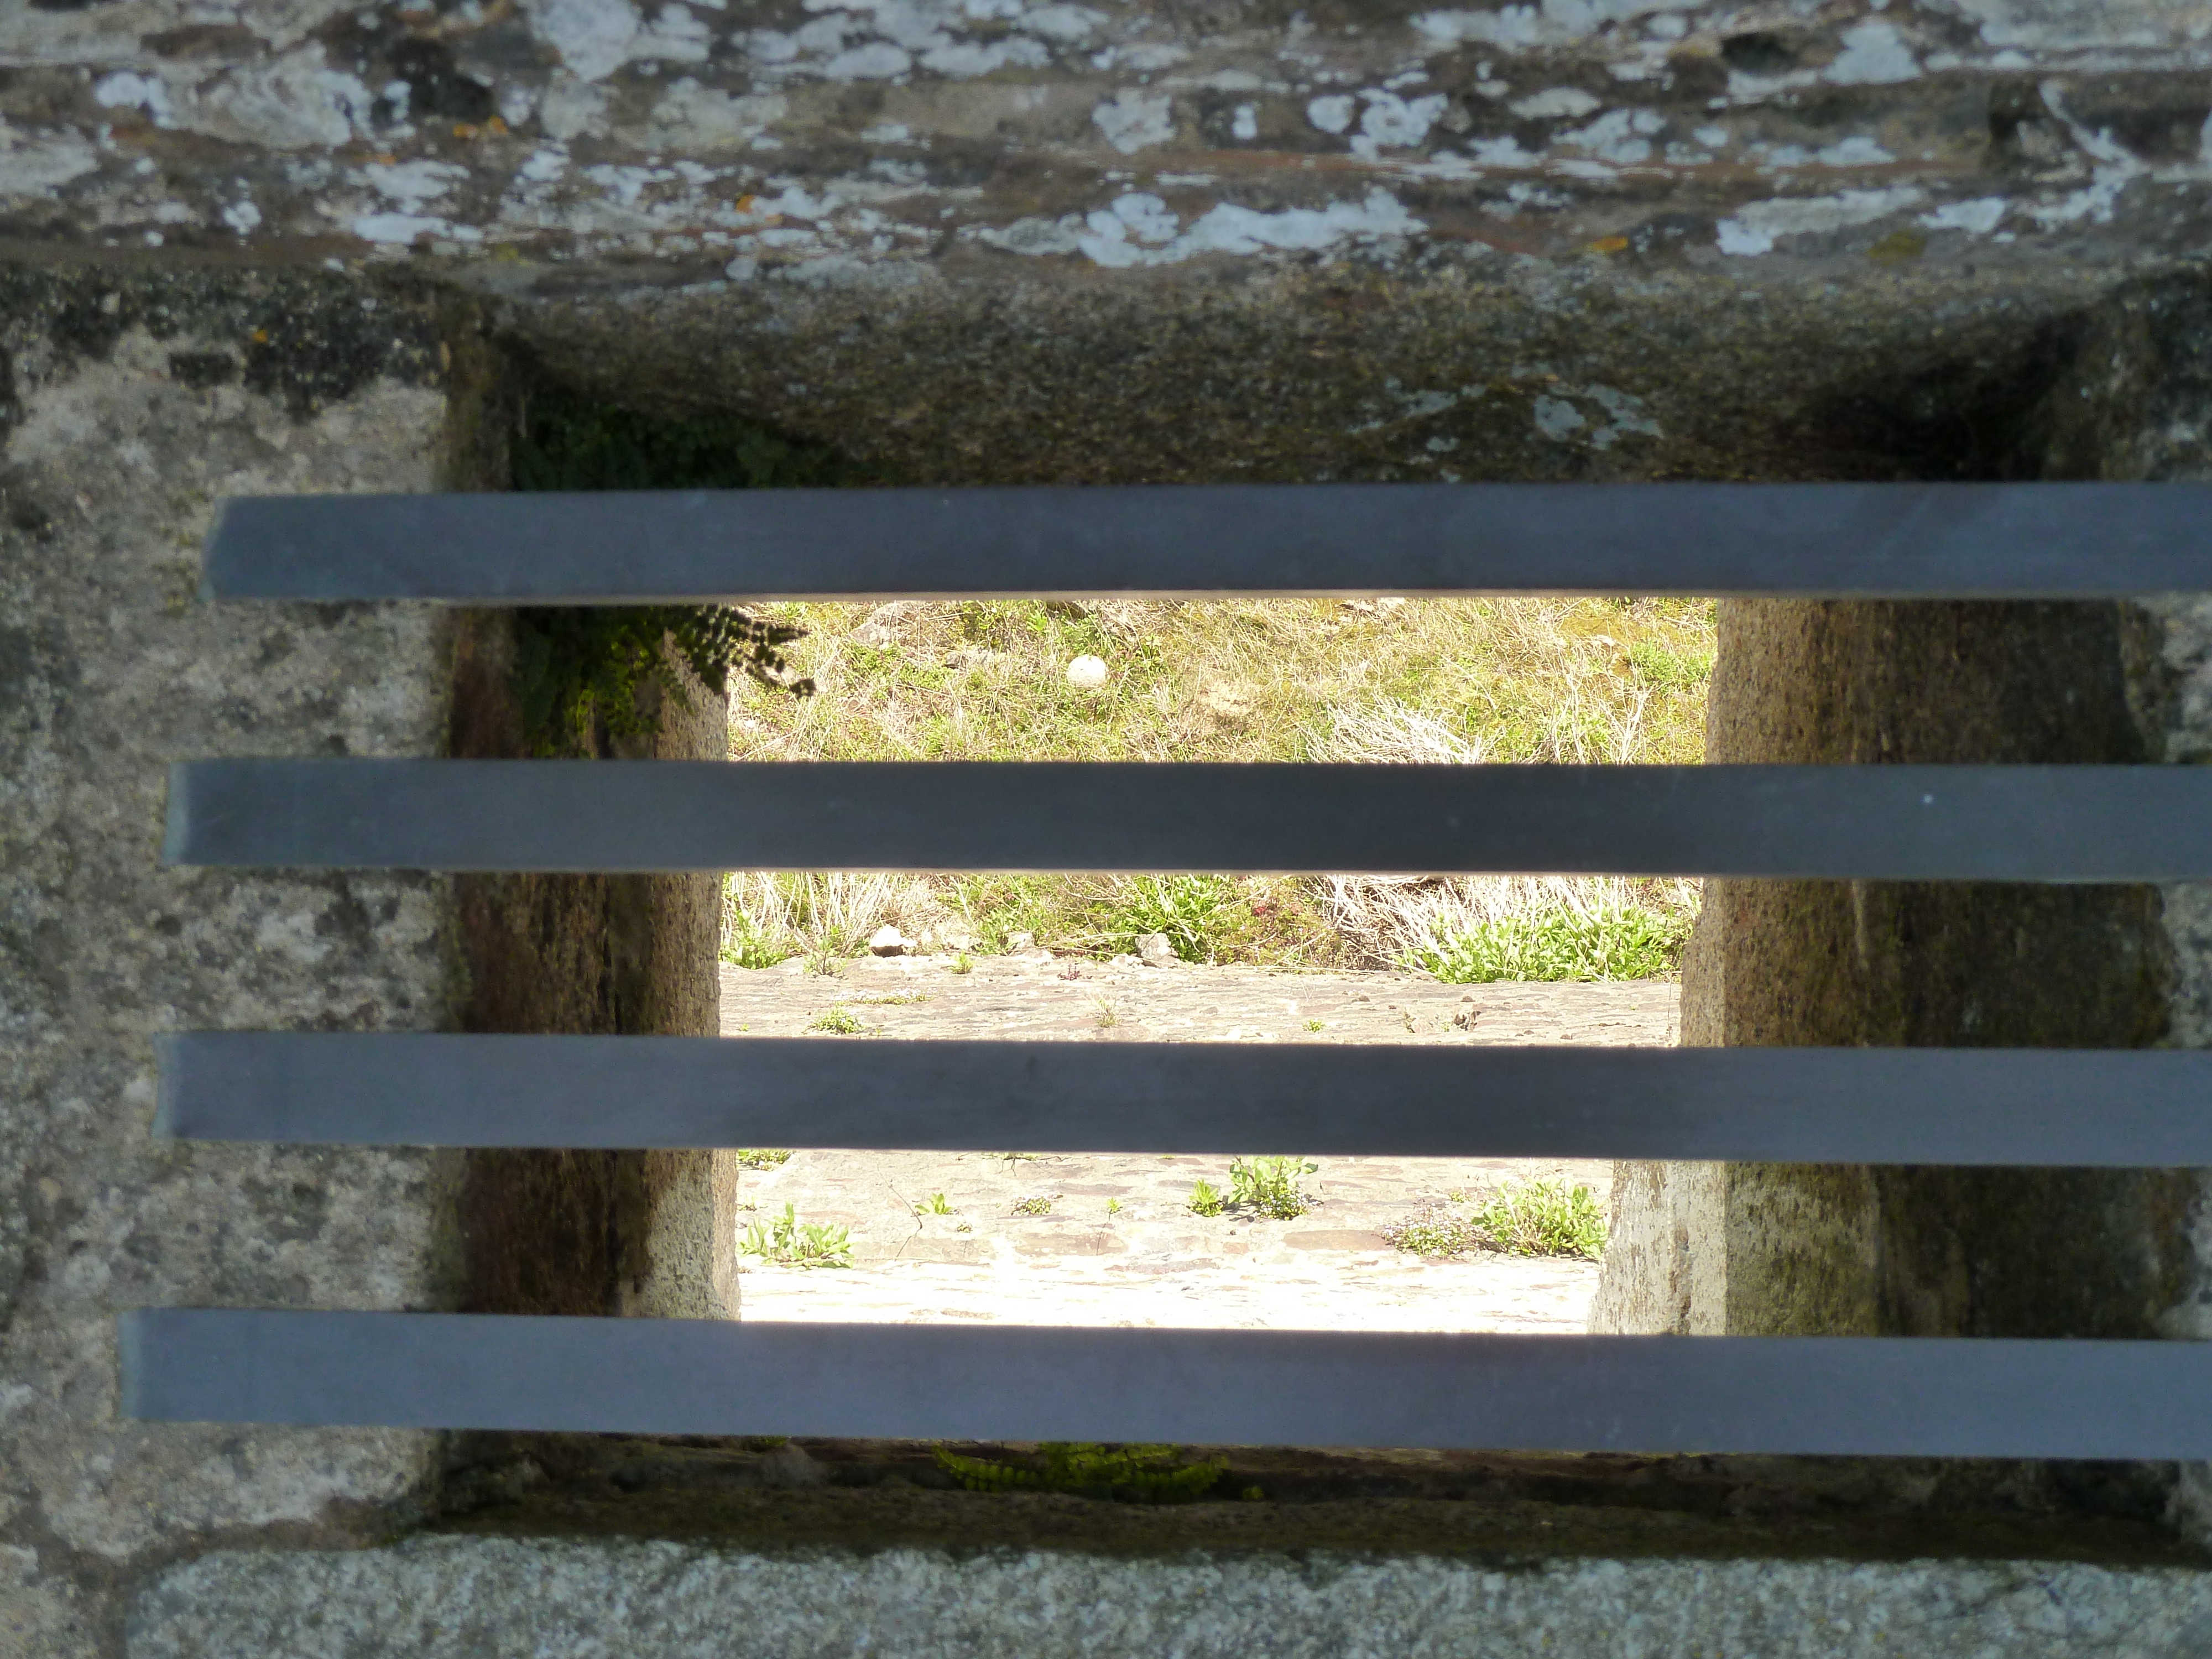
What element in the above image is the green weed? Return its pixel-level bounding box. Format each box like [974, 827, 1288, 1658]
[916, 1192, 954, 1215]
[739, 1203, 855, 1269]
[1411, 907, 1691, 984]
[1187, 1179, 1225, 1217]
[1011, 1193, 1057, 1216]
[1102, 874, 1244, 963]
[808, 1005, 866, 1034]
[509, 395, 842, 754]
[1228, 1156, 1318, 1220]
[732, 1149, 792, 1170]
[1471, 1179, 1609, 1260]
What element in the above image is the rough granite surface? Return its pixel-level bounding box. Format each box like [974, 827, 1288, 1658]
[126, 1535, 2212, 1659]
[0, 271, 457, 1652]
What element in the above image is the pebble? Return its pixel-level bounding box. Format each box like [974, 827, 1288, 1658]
[1066, 654, 1109, 690]
[868, 924, 912, 956]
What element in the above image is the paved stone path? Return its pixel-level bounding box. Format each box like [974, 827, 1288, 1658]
[722, 954, 1678, 1333]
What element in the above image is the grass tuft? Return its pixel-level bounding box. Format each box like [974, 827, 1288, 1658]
[1384, 1180, 1608, 1261]
[1103, 874, 1244, 963]
[732, 1149, 792, 1170]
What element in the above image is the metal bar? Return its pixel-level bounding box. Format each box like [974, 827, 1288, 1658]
[155, 1034, 2212, 1167]
[165, 759, 2212, 880]
[119, 1310, 2212, 1457]
[201, 483, 2212, 602]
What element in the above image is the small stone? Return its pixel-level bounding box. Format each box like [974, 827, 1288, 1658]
[868, 924, 911, 956]
[1005, 930, 1035, 952]
[1066, 654, 1109, 690]
[1136, 932, 1180, 969]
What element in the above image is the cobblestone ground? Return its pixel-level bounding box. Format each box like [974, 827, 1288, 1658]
[723, 955, 1678, 1332]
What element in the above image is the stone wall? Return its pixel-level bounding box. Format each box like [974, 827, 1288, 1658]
[0, 269, 458, 1656]
[1589, 277, 2212, 1542]
[2, 0, 2211, 486]
[0, 270, 735, 1656]
[13, 2, 2212, 1651]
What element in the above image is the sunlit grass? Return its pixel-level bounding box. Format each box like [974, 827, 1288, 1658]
[723, 597, 1713, 974]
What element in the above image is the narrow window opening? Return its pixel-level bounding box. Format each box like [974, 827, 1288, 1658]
[719, 593, 1712, 1334]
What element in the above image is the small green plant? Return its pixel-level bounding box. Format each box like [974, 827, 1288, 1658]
[1470, 1179, 1609, 1260]
[933, 1442, 1225, 1503]
[856, 992, 930, 1005]
[509, 395, 852, 754]
[1011, 1193, 1057, 1216]
[1104, 1198, 1123, 1217]
[916, 1192, 954, 1215]
[739, 1203, 855, 1269]
[1187, 1179, 1225, 1217]
[732, 1149, 792, 1170]
[1305, 1019, 1325, 1032]
[808, 1005, 866, 1034]
[994, 1151, 1038, 1162]
[1410, 907, 1690, 984]
[1228, 1156, 1318, 1220]
[1103, 874, 1244, 963]
[949, 952, 973, 974]
[515, 606, 812, 757]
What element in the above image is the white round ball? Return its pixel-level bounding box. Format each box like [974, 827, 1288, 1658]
[1066, 654, 1110, 690]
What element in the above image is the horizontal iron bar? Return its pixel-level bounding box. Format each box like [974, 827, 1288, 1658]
[121, 1310, 2212, 1457]
[202, 483, 2212, 602]
[156, 1035, 2212, 1167]
[166, 760, 2212, 879]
